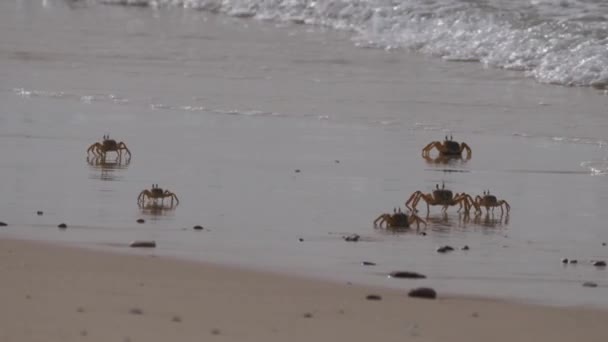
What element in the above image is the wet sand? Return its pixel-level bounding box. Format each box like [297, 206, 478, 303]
[1, 0, 608, 309]
[2, 238, 608, 342]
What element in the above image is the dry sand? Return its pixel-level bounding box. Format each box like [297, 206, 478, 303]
[1, 238, 607, 342]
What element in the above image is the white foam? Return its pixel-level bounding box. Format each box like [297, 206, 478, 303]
[97, 0, 608, 88]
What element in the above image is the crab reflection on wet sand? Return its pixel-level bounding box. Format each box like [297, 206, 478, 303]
[405, 183, 475, 216]
[87, 156, 130, 181]
[137, 184, 179, 207]
[472, 190, 511, 216]
[139, 201, 177, 216]
[86, 134, 131, 161]
[374, 208, 427, 229]
[422, 135, 471, 160]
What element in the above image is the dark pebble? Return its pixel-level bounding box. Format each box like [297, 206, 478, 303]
[343, 234, 360, 242]
[36, 211, 43, 216]
[136, 219, 145, 224]
[562, 258, 569, 264]
[361, 261, 376, 266]
[593, 261, 606, 267]
[130, 241, 156, 248]
[334, 160, 340, 163]
[0, 222, 7, 227]
[583, 282, 598, 288]
[171, 315, 182, 323]
[569, 259, 578, 264]
[408, 287, 437, 299]
[193, 225, 204, 230]
[57, 223, 67, 229]
[437, 245, 455, 253]
[366, 294, 382, 301]
[389, 271, 427, 279]
[462, 245, 470, 251]
[294, 169, 301, 173]
[419, 231, 427, 236]
[303, 312, 313, 318]
[129, 308, 143, 315]
[603, 242, 607, 246]
[298, 238, 304, 242]
[210, 329, 221, 335]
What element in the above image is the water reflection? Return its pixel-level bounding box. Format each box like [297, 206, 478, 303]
[423, 154, 470, 166]
[468, 212, 509, 228]
[138, 202, 177, 219]
[87, 156, 130, 181]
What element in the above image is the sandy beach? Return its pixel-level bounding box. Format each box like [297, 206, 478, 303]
[1, 237, 607, 342]
[1, 0, 608, 334]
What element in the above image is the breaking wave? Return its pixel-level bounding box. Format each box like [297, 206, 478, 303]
[97, 0, 608, 89]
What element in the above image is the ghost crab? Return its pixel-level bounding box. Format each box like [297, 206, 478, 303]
[137, 184, 179, 207]
[422, 135, 471, 159]
[374, 208, 426, 229]
[87, 134, 131, 160]
[405, 182, 474, 216]
[472, 190, 510, 215]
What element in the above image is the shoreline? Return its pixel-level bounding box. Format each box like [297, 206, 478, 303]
[2, 236, 608, 342]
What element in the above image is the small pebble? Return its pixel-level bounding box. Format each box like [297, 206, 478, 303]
[80, 330, 88, 337]
[583, 282, 598, 288]
[361, 261, 376, 266]
[569, 259, 578, 264]
[77, 307, 85, 313]
[602, 242, 607, 246]
[294, 169, 301, 173]
[57, 223, 67, 229]
[298, 238, 304, 242]
[471, 312, 479, 318]
[389, 271, 426, 279]
[462, 245, 470, 251]
[437, 245, 455, 253]
[561, 258, 569, 264]
[129, 308, 143, 315]
[366, 294, 382, 301]
[0, 222, 7, 227]
[418, 231, 427, 236]
[211, 329, 221, 335]
[408, 287, 437, 299]
[343, 234, 360, 242]
[129, 241, 156, 248]
[303, 312, 313, 318]
[36, 211, 43, 216]
[334, 160, 340, 164]
[136, 219, 145, 224]
[593, 260, 606, 267]
[171, 315, 182, 323]
[193, 225, 204, 230]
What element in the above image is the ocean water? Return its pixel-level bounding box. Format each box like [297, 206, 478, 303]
[1, 0, 608, 308]
[96, 0, 608, 88]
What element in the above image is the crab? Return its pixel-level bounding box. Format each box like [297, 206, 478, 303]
[405, 183, 474, 216]
[422, 135, 471, 159]
[87, 134, 131, 160]
[471, 190, 510, 215]
[137, 184, 179, 207]
[374, 208, 426, 229]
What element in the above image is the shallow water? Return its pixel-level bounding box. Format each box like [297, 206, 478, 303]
[1, 1, 608, 308]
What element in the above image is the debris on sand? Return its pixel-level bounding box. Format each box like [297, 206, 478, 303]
[57, 223, 67, 229]
[436, 245, 454, 253]
[366, 294, 382, 301]
[343, 234, 360, 242]
[408, 287, 437, 299]
[389, 271, 426, 279]
[129, 241, 156, 248]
